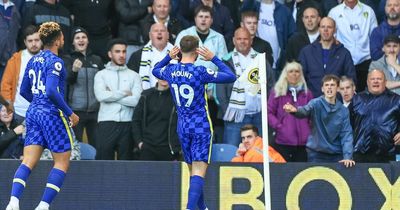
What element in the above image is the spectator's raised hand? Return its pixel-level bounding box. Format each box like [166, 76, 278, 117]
[236, 143, 247, 156]
[72, 59, 83, 72]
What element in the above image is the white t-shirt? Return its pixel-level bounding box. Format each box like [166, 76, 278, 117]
[257, 2, 280, 68]
[308, 32, 320, 43]
[15, 49, 34, 117]
[328, 2, 377, 64]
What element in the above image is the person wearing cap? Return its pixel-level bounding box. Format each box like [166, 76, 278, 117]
[369, 34, 400, 95]
[64, 26, 104, 146]
[370, 0, 400, 61]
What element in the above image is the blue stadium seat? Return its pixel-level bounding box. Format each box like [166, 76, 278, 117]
[79, 142, 96, 160]
[211, 144, 238, 162]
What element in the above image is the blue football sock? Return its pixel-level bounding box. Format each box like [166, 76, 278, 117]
[11, 164, 31, 198]
[187, 175, 204, 210]
[41, 168, 66, 204]
[198, 190, 208, 210]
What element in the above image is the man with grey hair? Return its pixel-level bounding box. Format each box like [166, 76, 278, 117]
[370, 0, 400, 61]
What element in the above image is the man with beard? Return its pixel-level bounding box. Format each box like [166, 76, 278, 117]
[370, 0, 400, 61]
[94, 38, 142, 160]
[2, 25, 42, 123]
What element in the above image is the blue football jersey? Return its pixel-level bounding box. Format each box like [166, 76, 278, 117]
[153, 55, 235, 134]
[21, 50, 69, 115]
[159, 63, 217, 117]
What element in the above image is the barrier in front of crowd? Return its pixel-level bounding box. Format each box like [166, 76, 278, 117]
[0, 160, 398, 210]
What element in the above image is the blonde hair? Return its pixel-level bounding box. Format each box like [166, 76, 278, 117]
[38, 21, 62, 46]
[273, 61, 308, 97]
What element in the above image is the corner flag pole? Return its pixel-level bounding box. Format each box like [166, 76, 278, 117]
[257, 53, 272, 210]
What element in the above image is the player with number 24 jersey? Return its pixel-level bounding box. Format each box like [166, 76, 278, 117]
[20, 49, 74, 152]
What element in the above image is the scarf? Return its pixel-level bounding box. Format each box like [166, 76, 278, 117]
[139, 41, 173, 90]
[223, 48, 261, 122]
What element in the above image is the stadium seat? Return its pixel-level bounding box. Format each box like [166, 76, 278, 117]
[79, 142, 96, 160]
[211, 144, 238, 162]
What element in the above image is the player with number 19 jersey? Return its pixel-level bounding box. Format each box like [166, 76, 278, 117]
[20, 50, 74, 152]
[153, 54, 235, 163]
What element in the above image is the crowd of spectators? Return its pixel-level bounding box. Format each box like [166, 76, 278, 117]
[1, 0, 400, 163]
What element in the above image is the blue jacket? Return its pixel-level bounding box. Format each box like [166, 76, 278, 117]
[295, 96, 353, 160]
[0, 3, 20, 66]
[241, 0, 296, 70]
[298, 40, 356, 97]
[349, 89, 400, 156]
[369, 21, 400, 61]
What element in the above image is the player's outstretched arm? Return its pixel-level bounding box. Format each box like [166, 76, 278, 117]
[152, 54, 172, 80]
[197, 46, 235, 83]
[46, 75, 73, 117]
[210, 56, 236, 83]
[20, 67, 34, 103]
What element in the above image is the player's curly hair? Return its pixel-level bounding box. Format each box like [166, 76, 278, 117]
[38, 21, 62, 46]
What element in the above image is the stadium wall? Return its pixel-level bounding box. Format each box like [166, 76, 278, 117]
[0, 160, 399, 210]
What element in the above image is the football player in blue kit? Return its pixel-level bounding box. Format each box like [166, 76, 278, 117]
[6, 22, 79, 210]
[153, 35, 236, 210]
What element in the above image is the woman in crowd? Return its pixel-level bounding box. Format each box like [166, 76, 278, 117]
[0, 105, 25, 159]
[267, 61, 313, 162]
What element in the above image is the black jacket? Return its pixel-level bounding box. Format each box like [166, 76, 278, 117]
[252, 36, 274, 65]
[64, 50, 104, 112]
[350, 89, 400, 156]
[115, 0, 152, 45]
[23, 0, 72, 52]
[140, 14, 183, 45]
[0, 121, 23, 159]
[127, 47, 143, 72]
[62, 0, 113, 39]
[132, 86, 180, 155]
[286, 31, 312, 62]
[285, 0, 322, 32]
